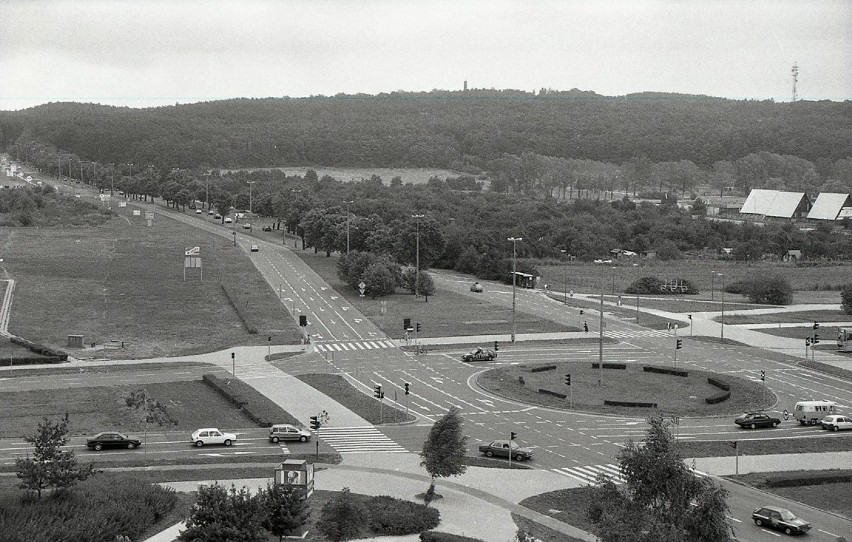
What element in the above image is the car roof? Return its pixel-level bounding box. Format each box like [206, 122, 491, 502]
[194, 428, 220, 432]
[759, 506, 791, 513]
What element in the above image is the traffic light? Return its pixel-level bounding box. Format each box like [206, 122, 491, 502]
[494, 341, 499, 351]
[760, 370, 765, 381]
[416, 323, 421, 332]
[404, 318, 411, 330]
[579, 309, 584, 315]
[688, 314, 692, 320]
[374, 384, 384, 399]
[813, 334, 820, 344]
[805, 338, 811, 347]
[404, 382, 410, 395]
[813, 321, 819, 330]
[310, 416, 320, 430]
[676, 339, 683, 350]
[510, 431, 517, 440]
[299, 315, 307, 327]
[565, 374, 571, 386]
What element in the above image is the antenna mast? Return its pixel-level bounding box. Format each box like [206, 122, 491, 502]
[791, 63, 799, 102]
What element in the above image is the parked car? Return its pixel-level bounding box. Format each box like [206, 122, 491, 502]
[269, 424, 312, 443]
[250, 245, 259, 252]
[751, 506, 811, 535]
[470, 282, 483, 292]
[195, 209, 202, 214]
[190, 428, 236, 447]
[213, 214, 221, 220]
[208, 210, 215, 215]
[262, 226, 272, 232]
[243, 223, 251, 229]
[478, 440, 534, 461]
[735, 412, 781, 429]
[820, 414, 852, 431]
[461, 347, 496, 362]
[86, 432, 141, 451]
[224, 217, 233, 223]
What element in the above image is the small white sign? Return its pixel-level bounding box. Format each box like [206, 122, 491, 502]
[144, 211, 154, 220]
[119, 202, 127, 207]
[132, 210, 141, 216]
[185, 246, 201, 256]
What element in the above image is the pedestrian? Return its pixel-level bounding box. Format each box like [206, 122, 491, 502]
[583, 321, 589, 333]
[667, 322, 671, 332]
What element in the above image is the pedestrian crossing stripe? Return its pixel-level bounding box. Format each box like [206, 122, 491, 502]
[315, 340, 397, 352]
[317, 425, 407, 454]
[605, 329, 670, 338]
[553, 464, 710, 485]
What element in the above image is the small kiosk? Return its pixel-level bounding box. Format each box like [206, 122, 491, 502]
[274, 459, 314, 499]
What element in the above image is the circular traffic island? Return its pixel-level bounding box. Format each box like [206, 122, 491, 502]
[477, 362, 772, 417]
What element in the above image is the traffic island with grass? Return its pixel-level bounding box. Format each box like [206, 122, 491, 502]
[477, 362, 772, 416]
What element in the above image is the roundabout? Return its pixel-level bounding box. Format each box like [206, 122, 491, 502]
[476, 361, 775, 417]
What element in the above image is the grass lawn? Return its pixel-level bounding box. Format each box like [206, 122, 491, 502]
[675, 435, 852, 458]
[477, 362, 768, 416]
[725, 470, 852, 518]
[0, 214, 301, 359]
[0, 379, 262, 437]
[721, 309, 848, 325]
[293, 250, 567, 338]
[295, 373, 415, 424]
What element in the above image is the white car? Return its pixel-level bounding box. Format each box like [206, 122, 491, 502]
[195, 209, 202, 214]
[224, 217, 233, 223]
[250, 245, 259, 252]
[190, 428, 237, 447]
[821, 415, 852, 431]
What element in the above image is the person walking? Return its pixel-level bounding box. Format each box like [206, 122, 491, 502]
[583, 321, 589, 333]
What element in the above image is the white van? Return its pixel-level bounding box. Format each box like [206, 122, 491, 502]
[793, 400, 836, 425]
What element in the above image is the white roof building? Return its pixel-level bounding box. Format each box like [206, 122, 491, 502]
[740, 189, 810, 218]
[807, 193, 852, 221]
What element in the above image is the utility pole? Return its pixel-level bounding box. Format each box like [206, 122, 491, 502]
[413, 214, 424, 298]
[719, 273, 725, 341]
[508, 237, 522, 343]
[246, 181, 255, 213]
[594, 259, 612, 386]
[345, 200, 354, 255]
[561, 249, 568, 304]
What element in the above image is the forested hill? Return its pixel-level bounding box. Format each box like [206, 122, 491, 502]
[1, 90, 850, 170]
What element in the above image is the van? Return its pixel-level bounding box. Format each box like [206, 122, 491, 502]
[793, 400, 836, 425]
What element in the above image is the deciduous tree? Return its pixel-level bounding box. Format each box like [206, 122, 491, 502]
[260, 482, 310, 542]
[317, 487, 368, 542]
[420, 407, 468, 503]
[16, 414, 94, 499]
[178, 483, 265, 542]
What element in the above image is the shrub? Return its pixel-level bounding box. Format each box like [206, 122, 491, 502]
[708, 378, 730, 391]
[202, 374, 300, 427]
[420, 532, 485, 542]
[538, 389, 567, 399]
[220, 284, 258, 334]
[745, 276, 793, 305]
[530, 365, 557, 373]
[592, 362, 627, 369]
[625, 276, 698, 295]
[9, 336, 68, 361]
[842, 284, 852, 315]
[706, 392, 731, 404]
[764, 472, 852, 488]
[604, 400, 658, 408]
[367, 496, 440, 535]
[643, 366, 689, 377]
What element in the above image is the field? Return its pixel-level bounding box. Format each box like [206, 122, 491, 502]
[219, 166, 461, 184]
[477, 362, 769, 416]
[0, 212, 301, 359]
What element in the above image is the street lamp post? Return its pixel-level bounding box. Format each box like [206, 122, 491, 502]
[110, 163, 115, 196]
[594, 259, 613, 386]
[561, 249, 568, 304]
[246, 181, 255, 213]
[204, 172, 211, 210]
[412, 214, 425, 298]
[719, 273, 725, 340]
[508, 237, 523, 343]
[345, 200, 354, 255]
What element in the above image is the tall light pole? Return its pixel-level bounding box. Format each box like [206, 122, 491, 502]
[413, 214, 425, 298]
[594, 259, 613, 386]
[561, 249, 568, 304]
[246, 181, 255, 213]
[344, 200, 354, 255]
[508, 237, 523, 343]
[204, 172, 211, 210]
[718, 273, 725, 340]
[110, 163, 115, 196]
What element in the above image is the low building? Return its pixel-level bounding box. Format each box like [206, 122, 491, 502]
[807, 193, 852, 221]
[740, 189, 811, 219]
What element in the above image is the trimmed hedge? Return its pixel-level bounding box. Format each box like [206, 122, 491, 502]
[592, 362, 627, 370]
[220, 283, 258, 334]
[6, 355, 63, 365]
[764, 472, 852, 488]
[643, 366, 688, 377]
[708, 378, 730, 391]
[367, 495, 440, 535]
[604, 400, 658, 408]
[10, 336, 68, 361]
[421, 532, 485, 542]
[202, 374, 300, 427]
[530, 365, 557, 373]
[705, 392, 731, 405]
[538, 388, 567, 399]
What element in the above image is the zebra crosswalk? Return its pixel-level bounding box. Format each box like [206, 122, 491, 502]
[605, 329, 671, 339]
[314, 340, 397, 352]
[317, 426, 408, 454]
[553, 463, 710, 485]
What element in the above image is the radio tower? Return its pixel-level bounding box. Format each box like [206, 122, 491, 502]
[791, 63, 799, 102]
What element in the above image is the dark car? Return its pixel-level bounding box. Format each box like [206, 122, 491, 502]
[735, 412, 781, 429]
[752, 506, 811, 535]
[478, 440, 534, 461]
[461, 347, 496, 362]
[262, 226, 272, 232]
[86, 432, 142, 451]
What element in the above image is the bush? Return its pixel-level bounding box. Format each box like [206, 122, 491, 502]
[591, 363, 627, 369]
[530, 365, 557, 373]
[705, 392, 731, 404]
[841, 284, 852, 315]
[0, 474, 178, 542]
[8, 355, 63, 365]
[604, 400, 658, 408]
[9, 336, 68, 361]
[643, 366, 689, 377]
[764, 472, 852, 488]
[707, 378, 730, 391]
[625, 276, 698, 295]
[538, 389, 567, 399]
[202, 374, 301, 427]
[724, 276, 793, 305]
[220, 284, 258, 334]
[367, 496, 440, 535]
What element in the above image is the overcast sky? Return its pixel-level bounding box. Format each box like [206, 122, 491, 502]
[1, 0, 850, 111]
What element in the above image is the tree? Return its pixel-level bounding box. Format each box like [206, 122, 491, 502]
[400, 268, 436, 298]
[316, 487, 369, 542]
[16, 414, 94, 499]
[420, 407, 468, 503]
[746, 276, 793, 305]
[362, 261, 397, 298]
[842, 284, 852, 315]
[178, 483, 265, 542]
[587, 416, 732, 542]
[260, 482, 310, 542]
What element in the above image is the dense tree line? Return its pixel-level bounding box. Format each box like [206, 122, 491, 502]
[1, 90, 850, 178]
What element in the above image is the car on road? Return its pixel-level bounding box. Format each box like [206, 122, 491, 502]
[86, 432, 142, 451]
[243, 223, 251, 229]
[820, 414, 852, 431]
[478, 440, 534, 461]
[470, 282, 483, 292]
[262, 226, 272, 232]
[461, 347, 496, 362]
[213, 214, 221, 220]
[735, 412, 781, 429]
[751, 506, 811, 535]
[224, 217, 233, 223]
[190, 428, 236, 447]
[208, 210, 215, 215]
[250, 245, 259, 252]
[269, 424, 312, 443]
